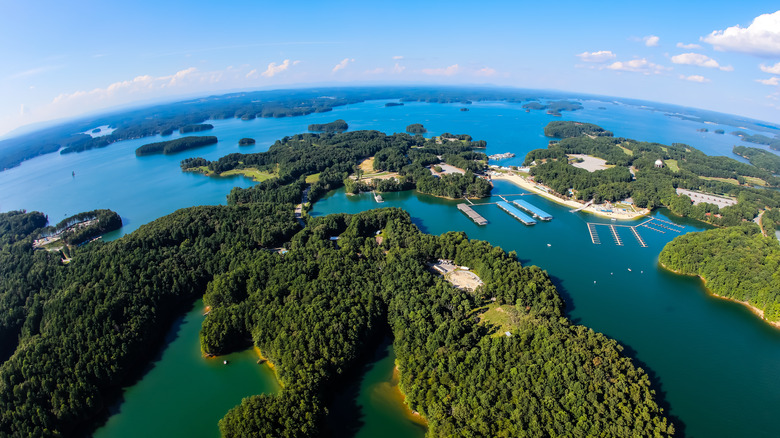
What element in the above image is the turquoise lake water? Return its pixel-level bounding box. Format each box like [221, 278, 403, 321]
[2, 97, 780, 437]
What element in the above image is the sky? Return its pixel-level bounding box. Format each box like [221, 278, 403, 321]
[2, 0, 780, 137]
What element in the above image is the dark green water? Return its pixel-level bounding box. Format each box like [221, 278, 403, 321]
[311, 180, 780, 438]
[2, 98, 780, 437]
[92, 300, 280, 438]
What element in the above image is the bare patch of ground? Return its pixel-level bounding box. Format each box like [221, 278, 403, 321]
[568, 154, 610, 172]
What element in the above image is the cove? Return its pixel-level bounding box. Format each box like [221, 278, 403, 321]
[92, 300, 280, 438]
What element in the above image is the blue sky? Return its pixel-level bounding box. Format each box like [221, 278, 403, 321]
[2, 0, 780, 136]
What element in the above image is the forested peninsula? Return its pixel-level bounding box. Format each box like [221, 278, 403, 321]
[732, 145, 780, 174]
[659, 221, 780, 324]
[523, 121, 780, 226]
[181, 130, 492, 200]
[0, 204, 674, 437]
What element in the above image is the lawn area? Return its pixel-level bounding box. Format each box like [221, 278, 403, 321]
[477, 303, 529, 337]
[220, 168, 276, 182]
[700, 176, 740, 185]
[665, 159, 680, 172]
[744, 176, 767, 187]
[618, 144, 633, 156]
[305, 173, 321, 184]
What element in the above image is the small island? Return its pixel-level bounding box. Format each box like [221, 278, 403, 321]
[179, 123, 214, 134]
[384, 102, 404, 107]
[714, 129, 725, 134]
[308, 119, 348, 133]
[406, 123, 427, 134]
[460, 107, 469, 112]
[238, 138, 256, 146]
[544, 121, 613, 138]
[91, 128, 101, 134]
[136, 136, 218, 156]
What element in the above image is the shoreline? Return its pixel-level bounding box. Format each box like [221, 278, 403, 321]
[492, 173, 651, 221]
[392, 363, 429, 427]
[658, 262, 780, 330]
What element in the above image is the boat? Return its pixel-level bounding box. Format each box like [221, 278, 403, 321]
[223, 360, 228, 365]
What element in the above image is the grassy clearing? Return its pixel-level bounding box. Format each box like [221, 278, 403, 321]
[700, 176, 740, 186]
[477, 303, 526, 337]
[665, 159, 680, 172]
[305, 173, 321, 184]
[221, 168, 276, 182]
[618, 145, 633, 156]
[744, 176, 767, 187]
[359, 157, 375, 173]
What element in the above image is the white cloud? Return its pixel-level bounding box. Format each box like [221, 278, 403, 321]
[606, 58, 669, 75]
[332, 58, 355, 73]
[261, 59, 294, 78]
[677, 42, 702, 49]
[53, 67, 201, 105]
[19, 104, 26, 116]
[702, 10, 780, 56]
[392, 63, 405, 74]
[422, 64, 460, 76]
[760, 62, 780, 74]
[475, 67, 497, 77]
[670, 53, 733, 71]
[680, 74, 710, 83]
[245, 69, 258, 79]
[644, 35, 660, 47]
[392, 55, 404, 60]
[757, 77, 780, 86]
[576, 50, 617, 63]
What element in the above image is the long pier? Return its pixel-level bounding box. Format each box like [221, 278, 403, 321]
[496, 201, 537, 225]
[457, 203, 488, 225]
[630, 227, 647, 247]
[609, 225, 623, 246]
[588, 223, 601, 244]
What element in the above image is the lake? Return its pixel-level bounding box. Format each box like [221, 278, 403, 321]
[2, 97, 780, 437]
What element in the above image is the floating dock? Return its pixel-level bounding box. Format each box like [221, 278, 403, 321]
[588, 223, 601, 244]
[457, 203, 488, 225]
[512, 199, 553, 220]
[496, 201, 537, 225]
[609, 225, 623, 246]
[630, 227, 647, 247]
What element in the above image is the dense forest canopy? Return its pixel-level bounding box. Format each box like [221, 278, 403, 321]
[307, 119, 348, 133]
[0, 191, 673, 437]
[523, 122, 780, 226]
[238, 137, 255, 146]
[135, 136, 218, 156]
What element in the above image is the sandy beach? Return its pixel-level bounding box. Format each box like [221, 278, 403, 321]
[492, 173, 650, 221]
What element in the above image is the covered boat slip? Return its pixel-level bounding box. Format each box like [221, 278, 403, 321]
[512, 199, 552, 220]
[496, 201, 537, 225]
